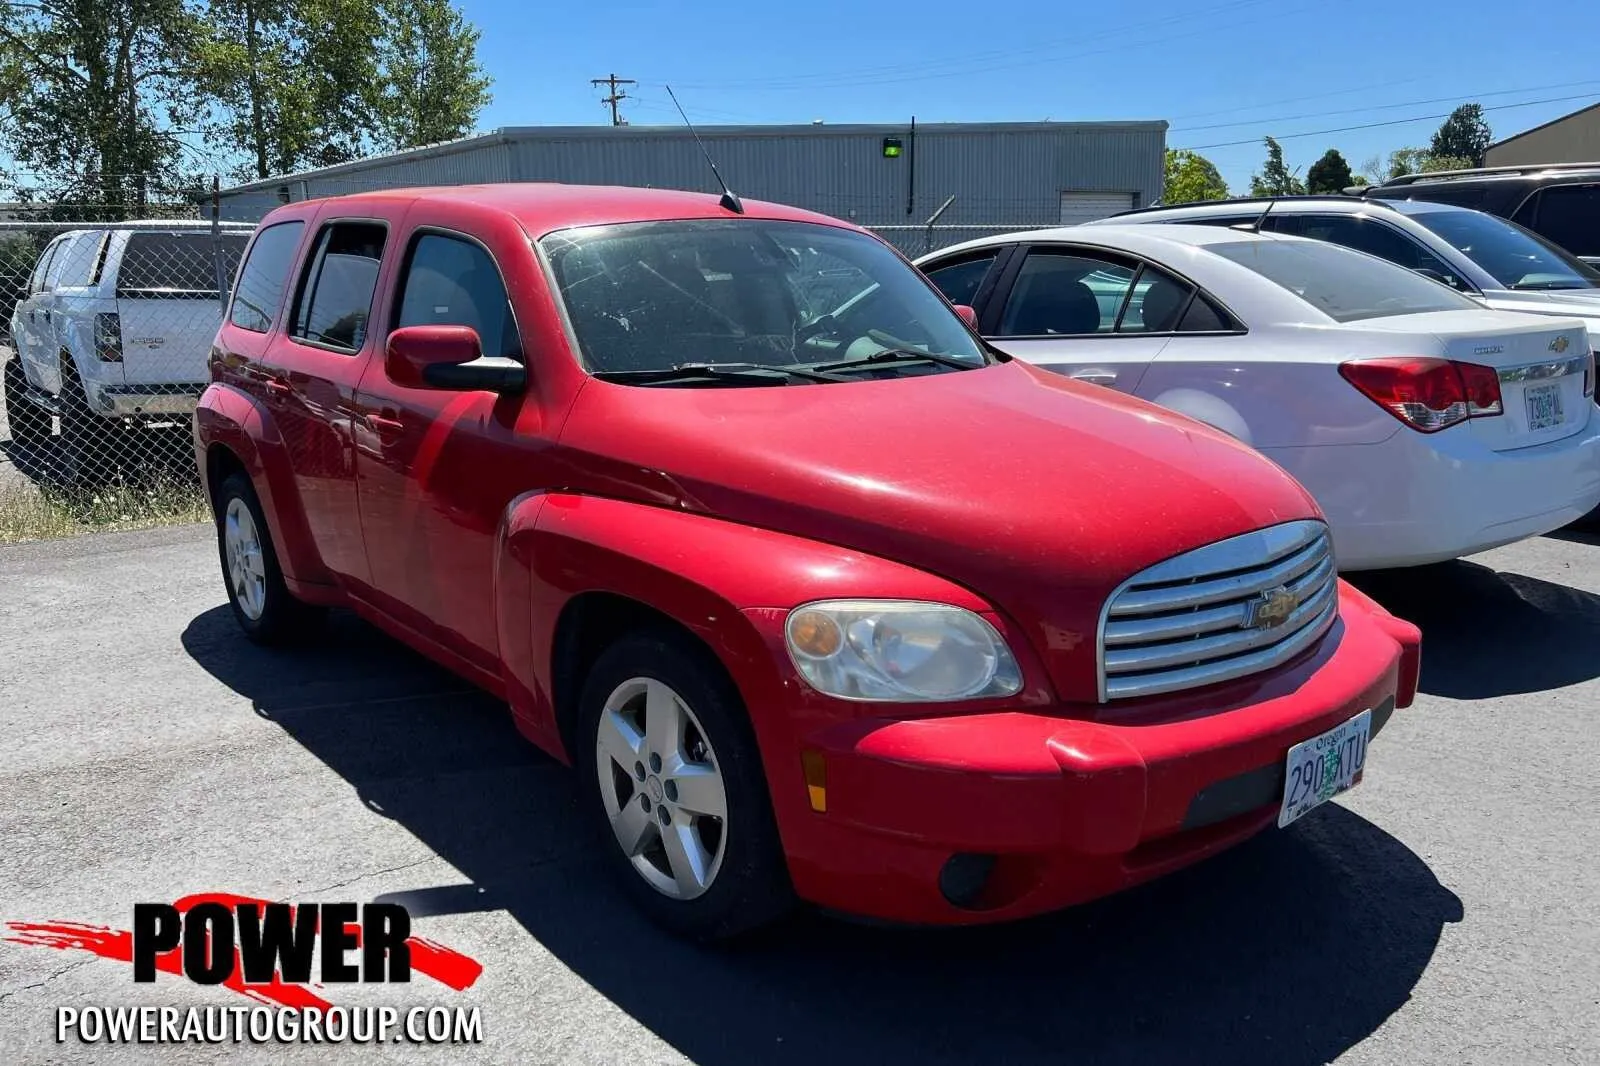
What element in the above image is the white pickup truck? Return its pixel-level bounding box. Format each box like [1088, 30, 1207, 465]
[4, 220, 255, 482]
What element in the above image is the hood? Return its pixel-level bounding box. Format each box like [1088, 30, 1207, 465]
[558, 359, 1322, 702]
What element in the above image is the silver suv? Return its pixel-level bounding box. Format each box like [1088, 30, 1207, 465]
[5, 221, 253, 481]
[1093, 197, 1600, 344]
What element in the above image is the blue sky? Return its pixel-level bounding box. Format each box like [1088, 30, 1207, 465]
[460, 0, 1600, 194]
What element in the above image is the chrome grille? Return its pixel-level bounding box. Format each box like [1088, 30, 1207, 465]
[1098, 520, 1337, 701]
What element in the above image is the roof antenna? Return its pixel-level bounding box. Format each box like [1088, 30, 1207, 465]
[665, 84, 743, 214]
[1235, 197, 1276, 234]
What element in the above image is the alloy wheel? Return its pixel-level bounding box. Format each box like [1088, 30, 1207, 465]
[594, 677, 729, 900]
[223, 497, 267, 621]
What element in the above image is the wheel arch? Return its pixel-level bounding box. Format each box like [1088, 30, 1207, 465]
[194, 383, 334, 592]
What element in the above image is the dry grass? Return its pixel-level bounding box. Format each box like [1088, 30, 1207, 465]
[0, 471, 210, 544]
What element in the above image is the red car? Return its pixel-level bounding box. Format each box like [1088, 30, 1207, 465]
[194, 183, 1422, 938]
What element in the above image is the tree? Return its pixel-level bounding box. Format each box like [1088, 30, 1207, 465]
[197, 0, 382, 181]
[1248, 137, 1305, 196]
[372, 0, 491, 152]
[1163, 149, 1228, 204]
[1305, 149, 1354, 194]
[0, 0, 205, 210]
[1430, 104, 1492, 167]
[1421, 154, 1474, 174]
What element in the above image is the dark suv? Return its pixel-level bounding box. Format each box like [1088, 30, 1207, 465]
[1358, 162, 1600, 265]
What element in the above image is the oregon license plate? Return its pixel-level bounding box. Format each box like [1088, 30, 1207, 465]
[1277, 709, 1372, 829]
[1526, 383, 1564, 431]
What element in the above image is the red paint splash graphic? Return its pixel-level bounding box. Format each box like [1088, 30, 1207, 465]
[1, 892, 482, 1011]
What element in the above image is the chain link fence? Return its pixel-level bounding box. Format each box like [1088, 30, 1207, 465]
[1, 217, 252, 486]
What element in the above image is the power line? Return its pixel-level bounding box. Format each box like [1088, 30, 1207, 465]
[590, 74, 636, 127]
[1170, 79, 1600, 133]
[1173, 91, 1600, 151]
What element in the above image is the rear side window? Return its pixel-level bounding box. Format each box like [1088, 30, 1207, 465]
[53, 233, 104, 288]
[1120, 267, 1194, 333]
[30, 240, 60, 293]
[291, 221, 387, 352]
[394, 233, 520, 359]
[1208, 237, 1479, 322]
[924, 252, 999, 307]
[117, 232, 243, 296]
[1178, 294, 1233, 332]
[1526, 185, 1600, 256]
[230, 222, 305, 333]
[1273, 215, 1459, 280]
[1000, 251, 1135, 335]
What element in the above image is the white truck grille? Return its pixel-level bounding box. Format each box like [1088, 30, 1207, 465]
[1098, 520, 1337, 701]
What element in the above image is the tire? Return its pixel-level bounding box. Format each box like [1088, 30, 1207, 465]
[54, 360, 106, 487]
[579, 629, 794, 940]
[3, 357, 49, 455]
[214, 470, 325, 644]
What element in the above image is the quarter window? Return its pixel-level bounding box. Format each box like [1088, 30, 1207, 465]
[999, 251, 1135, 336]
[1526, 185, 1600, 257]
[394, 234, 520, 359]
[231, 221, 306, 333]
[924, 252, 999, 307]
[291, 221, 386, 352]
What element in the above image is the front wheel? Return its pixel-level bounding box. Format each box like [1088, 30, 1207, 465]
[3, 357, 49, 455]
[214, 471, 324, 644]
[580, 630, 793, 940]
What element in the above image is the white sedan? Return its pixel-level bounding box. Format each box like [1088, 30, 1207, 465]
[915, 224, 1600, 570]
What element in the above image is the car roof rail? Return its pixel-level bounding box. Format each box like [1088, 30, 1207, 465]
[1109, 193, 1372, 219]
[1369, 161, 1600, 188]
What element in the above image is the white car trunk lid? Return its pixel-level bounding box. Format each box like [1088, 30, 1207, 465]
[1350, 310, 1593, 451]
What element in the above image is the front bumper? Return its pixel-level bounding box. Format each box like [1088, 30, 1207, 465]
[781, 582, 1420, 925]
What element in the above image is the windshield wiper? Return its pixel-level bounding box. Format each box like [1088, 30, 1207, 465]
[1510, 280, 1593, 291]
[804, 347, 980, 374]
[591, 361, 845, 386]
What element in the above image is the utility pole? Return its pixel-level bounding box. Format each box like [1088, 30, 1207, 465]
[591, 74, 636, 126]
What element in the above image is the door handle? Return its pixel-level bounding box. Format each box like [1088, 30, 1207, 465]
[1070, 369, 1118, 386]
[365, 412, 405, 436]
[264, 378, 291, 397]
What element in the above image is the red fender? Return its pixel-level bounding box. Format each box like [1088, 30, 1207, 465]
[193, 383, 335, 597]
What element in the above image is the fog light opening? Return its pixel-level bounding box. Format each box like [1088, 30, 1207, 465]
[938, 852, 997, 910]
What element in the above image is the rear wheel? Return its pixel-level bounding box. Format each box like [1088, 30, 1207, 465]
[3, 357, 49, 455]
[214, 470, 324, 643]
[53, 361, 105, 487]
[580, 630, 793, 940]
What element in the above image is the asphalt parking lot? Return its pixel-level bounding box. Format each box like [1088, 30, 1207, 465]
[2, 522, 1598, 1064]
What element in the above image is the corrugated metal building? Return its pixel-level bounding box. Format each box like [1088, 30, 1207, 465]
[213, 120, 1167, 253]
[1485, 103, 1600, 167]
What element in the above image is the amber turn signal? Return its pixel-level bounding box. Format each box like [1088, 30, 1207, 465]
[788, 609, 843, 658]
[801, 750, 828, 813]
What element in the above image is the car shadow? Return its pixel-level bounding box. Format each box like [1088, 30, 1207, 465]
[1346, 557, 1600, 700]
[182, 605, 1462, 1066]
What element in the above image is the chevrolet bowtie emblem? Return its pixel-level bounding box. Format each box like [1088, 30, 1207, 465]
[1550, 336, 1570, 354]
[1243, 585, 1297, 630]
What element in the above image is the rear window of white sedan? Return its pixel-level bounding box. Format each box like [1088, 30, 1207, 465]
[1207, 236, 1480, 323]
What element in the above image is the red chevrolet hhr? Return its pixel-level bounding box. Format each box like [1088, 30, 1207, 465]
[195, 183, 1421, 938]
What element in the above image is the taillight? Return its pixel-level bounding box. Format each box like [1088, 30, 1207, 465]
[94, 312, 122, 362]
[1585, 351, 1596, 398]
[1339, 357, 1503, 433]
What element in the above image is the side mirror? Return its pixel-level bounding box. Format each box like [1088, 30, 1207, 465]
[953, 304, 978, 329]
[385, 325, 525, 393]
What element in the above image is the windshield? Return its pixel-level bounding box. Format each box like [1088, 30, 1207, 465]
[1208, 236, 1482, 323]
[1409, 209, 1600, 291]
[538, 219, 987, 381]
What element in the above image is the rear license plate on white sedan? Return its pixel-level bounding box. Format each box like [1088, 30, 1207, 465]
[1277, 709, 1372, 829]
[1526, 383, 1564, 431]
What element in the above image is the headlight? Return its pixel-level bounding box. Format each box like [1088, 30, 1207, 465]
[784, 599, 1023, 702]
